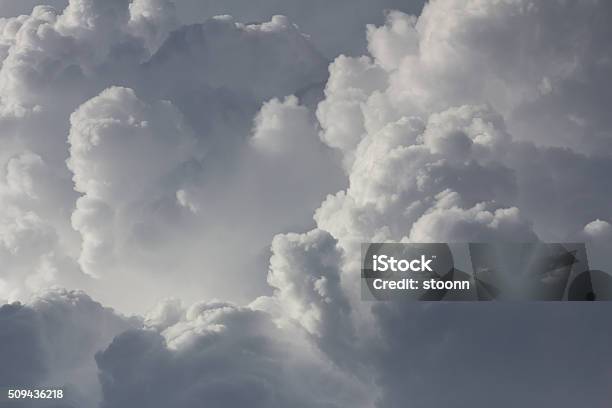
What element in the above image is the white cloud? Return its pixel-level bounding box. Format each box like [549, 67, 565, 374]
[0, 0, 338, 308]
[584, 219, 612, 243]
[0, 0, 178, 119]
[0, 151, 84, 302]
[366, 11, 418, 72]
[408, 190, 535, 243]
[2, 1, 612, 407]
[67, 86, 197, 277]
[316, 55, 387, 166]
[266, 2, 612, 405]
[313, 1, 612, 258]
[251, 95, 317, 155]
[0, 1, 340, 309]
[170, 0, 425, 58]
[97, 299, 374, 408]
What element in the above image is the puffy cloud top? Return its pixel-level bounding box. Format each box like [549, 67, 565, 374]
[68, 86, 197, 277]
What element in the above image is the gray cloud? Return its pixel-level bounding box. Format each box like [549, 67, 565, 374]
[170, 0, 425, 58]
[0, 289, 135, 407]
[0, 0, 425, 58]
[0, 0, 343, 310]
[371, 302, 612, 408]
[0, 1, 68, 19]
[67, 86, 198, 277]
[96, 300, 372, 408]
[1, 1, 612, 407]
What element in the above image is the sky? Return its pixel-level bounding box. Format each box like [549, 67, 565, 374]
[1, 0, 612, 407]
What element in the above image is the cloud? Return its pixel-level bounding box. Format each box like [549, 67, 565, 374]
[0, 1, 68, 18]
[0, 289, 135, 407]
[408, 190, 536, 243]
[128, 0, 179, 52]
[257, 228, 362, 369]
[2, 1, 612, 407]
[169, 0, 425, 58]
[263, 1, 612, 406]
[1, 0, 342, 310]
[67, 86, 197, 277]
[314, 104, 530, 256]
[584, 219, 612, 243]
[145, 14, 328, 104]
[316, 55, 388, 165]
[369, 302, 612, 408]
[314, 1, 612, 256]
[251, 95, 318, 155]
[0, 151, 85, 302]
[0, 0, 182, 110]
[96, 300, 373, 408]
[363, 1, 612, 154]
[1, 0, 426, 59]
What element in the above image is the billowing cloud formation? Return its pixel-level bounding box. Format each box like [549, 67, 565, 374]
[0, 1, 68, 18]
[315, 1, 612, 255]
[262, 0, 612, 406]
[68, 86, 197, 277]
[368, 302, 612, 407]
[0, 0, 340, 310]
[1, 0, 612, 407]
[146, 14, 327, 102]
[364, 2, 612, 155]
[584, 219, 612, 243]
[0, 0, 178, 119]
[96, 300, 371, 408]
[0, 289, 135, 407]
[166, 0, 425, 58]
[0, 150, 82, 302]
[0, 0, 426, 59]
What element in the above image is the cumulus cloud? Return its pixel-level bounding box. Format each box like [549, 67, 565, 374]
[261, 1, 612, 406]
[169, 0, 425, 58]
[1, 0, 425, 59]
[408, 190, 536, 242]
[314, 1, 612, 258]
[2, 1, 612, 407]
[251, 96, 318, 155]
[0, 150, 84, 302]
[257, 228, 364, 369]
[0, 0, 179, 119]
[316, 55, 388, 164]
[365, 1, 612, 154]
[0, 289, 135, 407]
[97, 299, 373, 408]
[67, 86, 197, 277]
[0, 0, 344, 310]
[0, 1, 68, 18]
[369, 302, 612, 407]
[314, 103, 530, 257]
[128, 0, 179, 52]
[145, 14, 328, 106]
